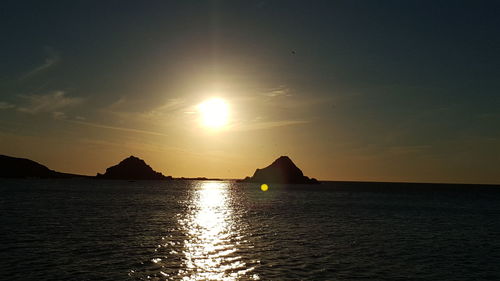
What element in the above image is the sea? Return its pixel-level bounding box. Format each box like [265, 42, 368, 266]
[1, 179, 500, 281]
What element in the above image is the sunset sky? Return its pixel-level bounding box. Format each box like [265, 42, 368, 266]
[1, 1, 499, 184]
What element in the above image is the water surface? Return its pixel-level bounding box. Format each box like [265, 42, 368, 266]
[1, 179, 500, 280]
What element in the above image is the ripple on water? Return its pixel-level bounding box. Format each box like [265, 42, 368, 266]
[131, 181, 260, 280]
[2, 179, 500, 281]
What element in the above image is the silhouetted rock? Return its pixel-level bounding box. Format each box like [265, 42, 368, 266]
[96, 156, 171, 180]
[0, 155, 85, 178]
[240, 156, 319, 184]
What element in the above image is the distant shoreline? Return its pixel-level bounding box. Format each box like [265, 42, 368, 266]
[2, 154, 499, 186]
[1, 177, 499, 189]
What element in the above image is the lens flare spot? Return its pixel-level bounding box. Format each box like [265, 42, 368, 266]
[260, 184, 269, 192]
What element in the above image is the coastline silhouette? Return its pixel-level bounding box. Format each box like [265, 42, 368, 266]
[2, 154, 499, 188]
[0, 154, 320, 183]
[0, 155, 86, 179]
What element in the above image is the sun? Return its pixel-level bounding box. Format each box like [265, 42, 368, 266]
[198, 98, 229, 129]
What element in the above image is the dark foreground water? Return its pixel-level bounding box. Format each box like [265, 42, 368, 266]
[1, 179, 500, 281]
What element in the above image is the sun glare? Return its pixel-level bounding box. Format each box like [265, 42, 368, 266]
[198, 98, 229, 129]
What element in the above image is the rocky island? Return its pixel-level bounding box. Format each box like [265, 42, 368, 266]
[240, 156, 319, 184]
[0, 155, 84, 178]
[1, 154, 318, 183]
[96, 156, 171, 180]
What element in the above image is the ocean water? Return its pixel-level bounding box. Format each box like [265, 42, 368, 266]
[1, 179, 500, 281]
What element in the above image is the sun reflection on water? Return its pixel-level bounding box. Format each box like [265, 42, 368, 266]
[176, 181, 258, 280]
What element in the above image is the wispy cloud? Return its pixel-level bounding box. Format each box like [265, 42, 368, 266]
[386, 145, 432, 155]
[0, 102, 15, 110]
[51, 111, 67, 120]
[231, 119, 309, 131]
[20, 47, 60, 79]
[256, 85, 335, 109]
[17, 91, 83, 114]
[105, 97, 187, 117]
[263, 85, 292, 97]
[101, 97, 193, 129]
[142, 98, 187, 119]
[69, 120, 170, 137]
[97, 92, 316, 134]
[0, 91, 83, 120]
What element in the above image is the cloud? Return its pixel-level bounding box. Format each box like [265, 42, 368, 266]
[231, 119, 309, 131]
[99, 92, 317, 134]
[143, 98, 187, 118]
[0, 102, 15, 110]
[255, 85, 335, 110]
[20, 47, 60, 79]
[102, 97, 191, 128]
[51, 111, 67, 120]
[17, 91, 83, 115]
[69, 120, 170, 137]
[263, 85, 292, 97]
[386, 145, 432, 155]
[106, 97, 187, 116]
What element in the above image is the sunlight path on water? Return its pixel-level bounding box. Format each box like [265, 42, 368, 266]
[176, 181, 258, 280]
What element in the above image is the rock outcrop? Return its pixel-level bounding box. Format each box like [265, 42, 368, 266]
[96, 156, 171, 180]
[0, 155, 84, 178]
[240, 156, 319, 184]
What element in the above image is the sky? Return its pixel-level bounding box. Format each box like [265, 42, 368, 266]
[1, 0, 499, 184]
